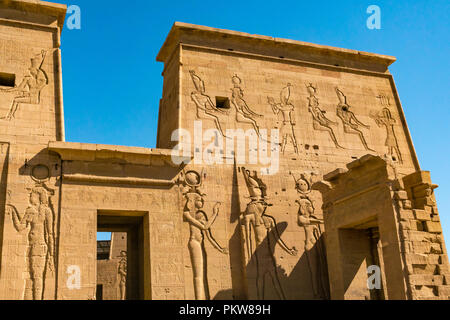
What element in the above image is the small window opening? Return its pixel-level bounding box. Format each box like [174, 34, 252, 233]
[0, 72, 15, 87]
[216, 97, 230, 109]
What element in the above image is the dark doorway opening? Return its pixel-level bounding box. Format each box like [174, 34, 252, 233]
[96, 213, 145, 300]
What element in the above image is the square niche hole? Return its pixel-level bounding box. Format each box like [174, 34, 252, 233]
[0, 72, 15, 87]
[216, 96, 230, 109]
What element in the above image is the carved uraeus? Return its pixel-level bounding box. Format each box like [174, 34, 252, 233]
[268, 84, 299, 154]
[177, 168, 228, 300]
[6, 181, 56, 300]
[0, 51, 48, 121]
[240, 167, 297, 300]
[230, 75, 263, 137]
[335, 87, 375, 152]
[306, 83, 344, 149]
[291, 171, 330, 300]
[189, 70, 229, 137]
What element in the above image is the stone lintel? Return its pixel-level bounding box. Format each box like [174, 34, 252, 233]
[48, 141, 193, 167]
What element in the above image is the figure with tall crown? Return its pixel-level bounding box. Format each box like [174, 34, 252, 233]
[268, 83, 299, 154]
[189, 70, 229, 137]
[1, 51, 48, 120]
[240, 167, 297, 300]
[335, 87, 375, 151]
[306, 83, 344, 149]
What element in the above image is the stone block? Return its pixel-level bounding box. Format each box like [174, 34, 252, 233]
[399, 209, 414, 221]
[437, 285, 450, 297]
[425, 221, 442, 233]
[402, 200, 412, 209]
[437, 264, 450, 275]
[409, 274, 444, 286]
[413, 209, 431, 221]
[394, 191, 408, 200]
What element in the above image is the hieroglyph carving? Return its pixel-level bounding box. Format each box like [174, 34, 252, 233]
[118, 250, 127, 300]
[268, 84, 299, 154]
[291, 172, 329, 300]
[178, 168, 228, 300]
[335, 88, 375, 151]
[377, 94, 391, 108]
[241, 167, 297, 300]
[0, 51, 48, 120]
[6, 183, 56, 300]
[306, 83, 344, 149]
[190, 70, 229, 137]
[231, 75, 263, 137]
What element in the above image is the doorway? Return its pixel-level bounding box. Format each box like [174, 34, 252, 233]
[338, 225, 387, 300]
[96, 211, 146, 300]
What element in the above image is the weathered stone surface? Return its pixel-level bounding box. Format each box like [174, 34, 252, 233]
[0, 0, 448, 301]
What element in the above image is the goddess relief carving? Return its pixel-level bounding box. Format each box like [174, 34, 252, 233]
[292, 172, 329, 300]
[178, 169, 228, 300]
[6, 183, 56, 300]
[0, 51, 48, 121]
[118, 250, 127, 300]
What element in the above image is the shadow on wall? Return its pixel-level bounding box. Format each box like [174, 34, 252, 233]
[214, 162, 330, 300]
[0, 143, 10, 277]
[244, 222, 330, 300]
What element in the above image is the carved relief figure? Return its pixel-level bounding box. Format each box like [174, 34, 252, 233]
[377, 94, 391, 107]
[118, 250, 127, 300]
[372, 107, 403, 163]
[335, 87, 375, 151]
[306, 83, 344, 149]
[241, 167, 297, 300]
[267, 84, 299, 154]
[190, 70, 228, 136]
[0, 51, 48, 120]
[179, 169, 228, 300]
[231, 75, 263, 137]
[6, 183, 56, 300]
[292, 172, 329, 300]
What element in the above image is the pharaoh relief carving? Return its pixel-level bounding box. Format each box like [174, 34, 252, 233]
[291, 172, 329, 300]
[189, 70, 229, 137]
[306, 83, 344, 149]
[6, 176, 56, 300]
[371, 95, 403, 163]
[118, 250, 127, 300]
[178, 168, 228, 300]
[267, 84, 299, 154]
[335, 87, 375, 152]
[240, 167, 297, 300]
[230, 75, 263, 138]
[0, 51, 48, 121]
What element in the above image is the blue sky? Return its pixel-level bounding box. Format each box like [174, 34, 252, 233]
[52, 0, 450, 243]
